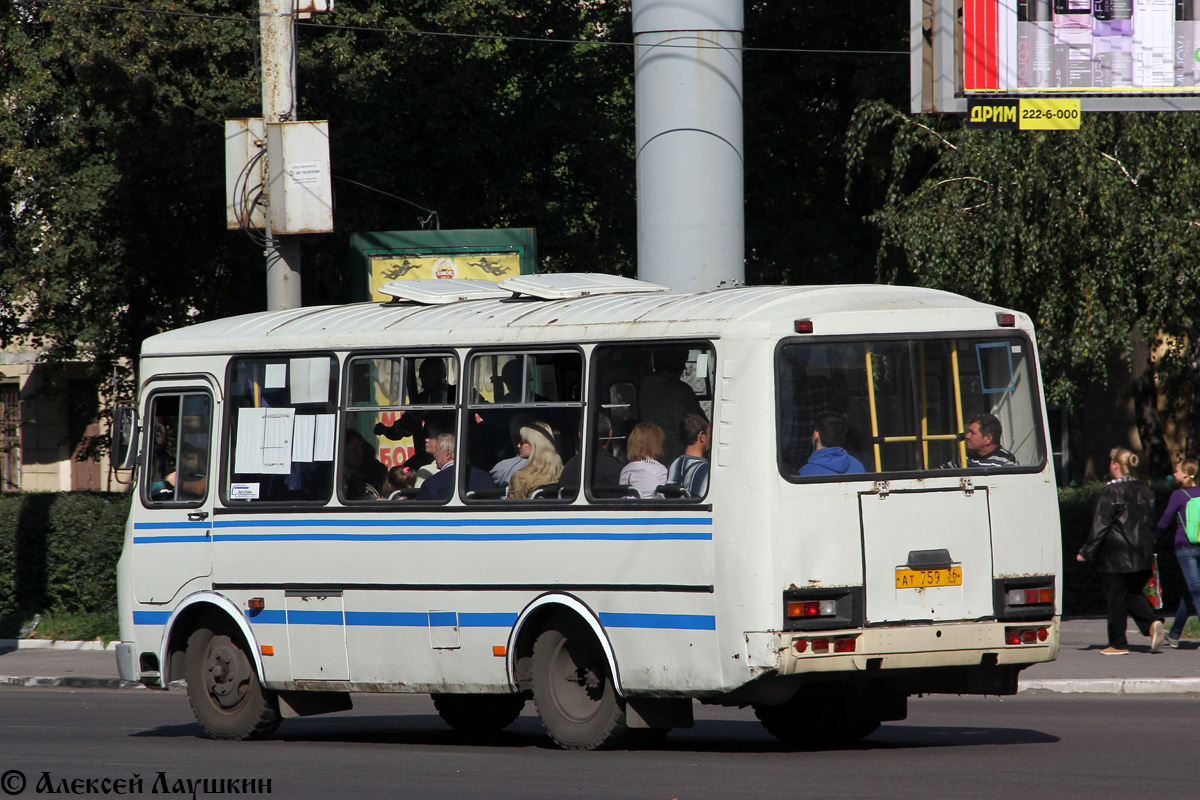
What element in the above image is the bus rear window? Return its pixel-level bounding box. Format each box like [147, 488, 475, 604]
[778, 336, 1045, 478]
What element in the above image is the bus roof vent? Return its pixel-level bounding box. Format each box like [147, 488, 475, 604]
[378, 279, 514, 305]
[498, 273, 670, 300]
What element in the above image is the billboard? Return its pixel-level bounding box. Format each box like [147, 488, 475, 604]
[348, 228, 537, 302]
[914, 0, 1200, 111]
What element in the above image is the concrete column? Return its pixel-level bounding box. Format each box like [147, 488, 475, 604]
[633, 0, 745, 291]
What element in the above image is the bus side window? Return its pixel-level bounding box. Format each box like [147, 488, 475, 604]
[592, 342, 715, 501]
[144, 392, 211, 505]
[344, 354, 458, 503]
[225, 355, 338, 503]
[466, 350, 582, 502]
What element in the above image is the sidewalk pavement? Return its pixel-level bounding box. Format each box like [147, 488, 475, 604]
[2, 618, 1199, 694]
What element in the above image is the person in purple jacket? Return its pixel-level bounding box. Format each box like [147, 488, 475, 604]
[1157, 458, 1200, 647]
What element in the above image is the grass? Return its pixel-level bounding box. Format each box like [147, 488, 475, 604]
[15, 610, 120, 644]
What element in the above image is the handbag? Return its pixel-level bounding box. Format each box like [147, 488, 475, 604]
[1143, 555, 1163, 610]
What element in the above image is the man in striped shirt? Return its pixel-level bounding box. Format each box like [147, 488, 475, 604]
[961, 413, 1017, 468]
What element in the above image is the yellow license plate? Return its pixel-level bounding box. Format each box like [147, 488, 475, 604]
[895, 566, 962, 588]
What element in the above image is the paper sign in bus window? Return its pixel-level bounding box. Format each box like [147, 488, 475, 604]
[235, 407, 296, 474]
[264, 363, 287, 389]
[290, 357, 331, 405]
[290, 414, 336, 463]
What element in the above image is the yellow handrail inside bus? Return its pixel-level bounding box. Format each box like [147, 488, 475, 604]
[865, 346, 881, 471]
[919, 342, 929, 468]
[951, 341, 967, 466]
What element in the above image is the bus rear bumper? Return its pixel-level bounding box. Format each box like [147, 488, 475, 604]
[770, 617, 1059, 677]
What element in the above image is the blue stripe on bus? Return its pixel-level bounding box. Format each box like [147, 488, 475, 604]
[210, 517, 711, 529]
[211, 531, 710, 542]
[599, 612, 716, 631]
[285, 610, 344, 626]
[134, 608, 713, 631]
[134, 535, 212, 544]
[133, 521, 213, 530]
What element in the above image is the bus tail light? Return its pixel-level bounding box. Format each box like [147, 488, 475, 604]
[782, 587, 863, 631]
[786, 599, 837, 619]
[794, 634, 859, 654]
[1006, 587, 1053, 606]
[1005, 626, 1048, 646]
[795, 319, 814, 334]
[994, 577, 1055, 621]
[996, 312, 1016, 327]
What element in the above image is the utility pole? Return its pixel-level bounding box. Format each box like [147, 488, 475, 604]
[260, 0, 302, 310]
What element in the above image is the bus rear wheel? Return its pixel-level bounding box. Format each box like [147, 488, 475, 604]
[432, 693, 526, 734]
[531, 619, 628, 750]
[753, 688, 881, 748]
[185, 624, 281, 740]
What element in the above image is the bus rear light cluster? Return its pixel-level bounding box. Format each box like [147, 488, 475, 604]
[1006, 587, 1053, 606]
[1004, 626, 1049, 645]
[993, 577, 1055, 621]
[786, 599, 838, 619]
[794, 634, 859, 654]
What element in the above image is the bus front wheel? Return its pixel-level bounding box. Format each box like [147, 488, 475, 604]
[531, 619, 628, 750]
[185, 624, 281, 740]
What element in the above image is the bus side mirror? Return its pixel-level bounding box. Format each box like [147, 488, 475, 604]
[112, 407, 139, 470]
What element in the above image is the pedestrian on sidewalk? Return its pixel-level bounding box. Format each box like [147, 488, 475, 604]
[1076, 447, 1165, 655]
[1157, 458, 1200, 647]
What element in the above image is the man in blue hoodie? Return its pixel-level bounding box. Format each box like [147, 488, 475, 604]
[798, 411, 866, 477]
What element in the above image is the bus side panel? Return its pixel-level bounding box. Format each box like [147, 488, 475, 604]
[210, 512, 724, 693]
[987, 478, 1063, 611]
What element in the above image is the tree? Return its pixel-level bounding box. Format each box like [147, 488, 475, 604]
[846, 102, 1200, 474]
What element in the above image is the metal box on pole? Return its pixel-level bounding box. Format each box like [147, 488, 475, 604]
[266, 120, 334, 235]
[224, 118, 267, 230]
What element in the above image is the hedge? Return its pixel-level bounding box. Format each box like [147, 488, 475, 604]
[0, 485, 1190, 634]
[0, 492, 130, 636]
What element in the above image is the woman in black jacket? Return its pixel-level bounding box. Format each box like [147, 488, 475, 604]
[1076, 448, 1165, 655]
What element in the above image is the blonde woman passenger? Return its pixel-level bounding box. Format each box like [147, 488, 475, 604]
[1157, 458, 1200, 646]
[507, 421, 563, 500]
[1076, 448, 1165, 655]
[619, 422, 668, 499]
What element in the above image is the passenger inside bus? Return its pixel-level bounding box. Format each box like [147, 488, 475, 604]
[342, 429, 388, 501]
[507, 421, 562, 500]
[489, 413, 534, 489]
[384, 464, 419, 499]
[664, 413, 711, 497]
[638, 348, 704, 466]
[560, 412, 624, 497]
[798, 411, 865, 477]
[620, 422, 668, 499]
[940, 413, 1018, 469]
[417, 433, 496, 501]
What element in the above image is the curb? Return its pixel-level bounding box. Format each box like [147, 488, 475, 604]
[0, 639, 117, 652]
[0, 675, 144, 690]
[1020, 677, 1200, 694]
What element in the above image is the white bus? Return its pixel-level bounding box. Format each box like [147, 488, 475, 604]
[114, 274, 1061, 750]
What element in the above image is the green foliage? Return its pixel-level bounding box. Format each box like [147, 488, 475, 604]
[0, 492, 130, 638]
[845, 103, 1200, 446]
[2, 0, 913, 440]
[30, 609, 120, 645]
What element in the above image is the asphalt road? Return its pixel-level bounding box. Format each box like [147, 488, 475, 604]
[0, 687, 1194, 799]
